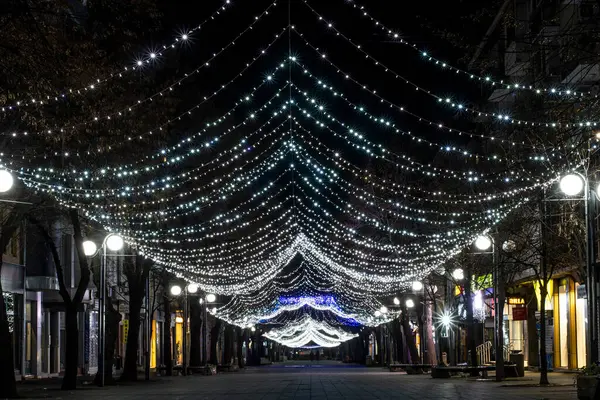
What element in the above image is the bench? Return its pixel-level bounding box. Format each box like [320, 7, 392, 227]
[431, 365, 495, 379]
[156, 365, 220, 376]
[186, 366, 207, 374]
[155, 365, 184, 376]
[389, 364, 432, 374]
[216, 364, 239, 373]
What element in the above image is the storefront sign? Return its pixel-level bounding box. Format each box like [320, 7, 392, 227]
[122, 320, 129, 344]
[512, 307, 527, 321]
[508, 297, 525, 305]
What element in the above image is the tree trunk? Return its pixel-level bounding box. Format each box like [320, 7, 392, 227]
[237, 327, 245, 368]
[539, 284, 549, 385]
[495, 277, 506, 382]
[375, 328, 382, 365]
[121, 257, 150, 382]
[464, 271, 478, 373]
[353, 335, 363, 364]
[391, 318, 404, 363]
[121, 294, 143, 381]
[62, 305, 79, 390]
[30, 211, 90, 391]
[0, 192, 26, 398]
[210, 319, 222, 365]
[401, 307, 420, 364]
[432, 297, 442, 364]
[95, 301, 120, 385]
[416, 306, 425, 364]
[162, 294, 172, 376]
[424, 301, 438, 365]
[223, 325, 234, 365]
[189, 300, 202, 367]
[0, 278, 18, 398]
[362, 332, 369, 364]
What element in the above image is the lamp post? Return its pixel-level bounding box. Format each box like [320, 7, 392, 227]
[557, 172, 598, 366]
[0, 169, 32, 205]
[203, 293, 216, 366]
[170, 286, 215, 371]
[470, 234, 515, 380]
[0, 169, 14, 193]
[169, 283, 194, 375]
[83, 233, 124, 387]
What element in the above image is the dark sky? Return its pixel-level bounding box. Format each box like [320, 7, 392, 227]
[143, 0, 502, 161]
[118, 0, 511, 235]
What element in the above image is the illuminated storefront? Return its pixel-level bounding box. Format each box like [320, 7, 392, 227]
[504, 297, 528, 366]
[532, 277, 587, 369]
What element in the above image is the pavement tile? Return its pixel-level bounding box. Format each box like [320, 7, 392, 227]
[15, 364, 578, 400]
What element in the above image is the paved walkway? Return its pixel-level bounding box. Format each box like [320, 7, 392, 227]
[16, 364, 577, 399]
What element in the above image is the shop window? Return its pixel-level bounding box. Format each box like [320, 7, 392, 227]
[558, 285, 568, 368]
[575, 283, 587, 368]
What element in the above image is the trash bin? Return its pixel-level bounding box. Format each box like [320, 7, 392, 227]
[509, 353, 525, 377]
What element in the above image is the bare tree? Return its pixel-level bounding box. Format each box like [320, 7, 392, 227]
[29, 209, 90, 390]
[0, 197, 29, 398]
[87, 255, 121, 385]
[498, 197, 583, 385]
[120, 255, 151, 382]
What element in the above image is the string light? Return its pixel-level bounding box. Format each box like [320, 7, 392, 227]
[333, 0, 599, 99]
[1, 0, 248, 112]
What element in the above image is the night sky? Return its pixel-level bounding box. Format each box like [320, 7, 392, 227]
[134, 0, 504, 174]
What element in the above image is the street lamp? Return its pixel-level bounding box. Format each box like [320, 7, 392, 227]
[556, 172, 598, 365]
[169, 283, 204, 374]
[83, 233, 124, 387]
[393, 297, 400, 305]
[0, 169, 14, 193]
[502, 240, 516, 252]
[170, 285, 183, 296]
[405, 298, 415, 308]
[471, 234, 515, 381]
[441, 314, 452, 327]
[202, 293, 216, 366]
[452, 268, 464, 280]
[380, 306, 388, 314]
[82, 240, 97, 257]
[559, 173, 584, 196]
[474, 235, 493, 251]
[412, 281, 423, 291]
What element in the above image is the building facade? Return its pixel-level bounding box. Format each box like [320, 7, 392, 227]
[466, 0, 600, 370]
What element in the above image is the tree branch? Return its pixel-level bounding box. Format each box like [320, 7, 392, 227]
[28, 215, 72, 305]
[70, 209, 90, 304]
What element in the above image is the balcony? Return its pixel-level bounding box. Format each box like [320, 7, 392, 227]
[561, 63, 600, 85]
[533, 25, 560, 45]
[26, 276, 60, 291]
[505, 41, 530, 77]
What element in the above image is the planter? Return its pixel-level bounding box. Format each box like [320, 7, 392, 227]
[577, 375, 598, 400]
[201, 365, 217, 376]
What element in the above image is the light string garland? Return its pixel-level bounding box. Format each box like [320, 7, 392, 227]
[335, 0, 600, 99]
[6, 15, 285, 141]
[1, 0, 237, 111]
[292, 26, 596, 143]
